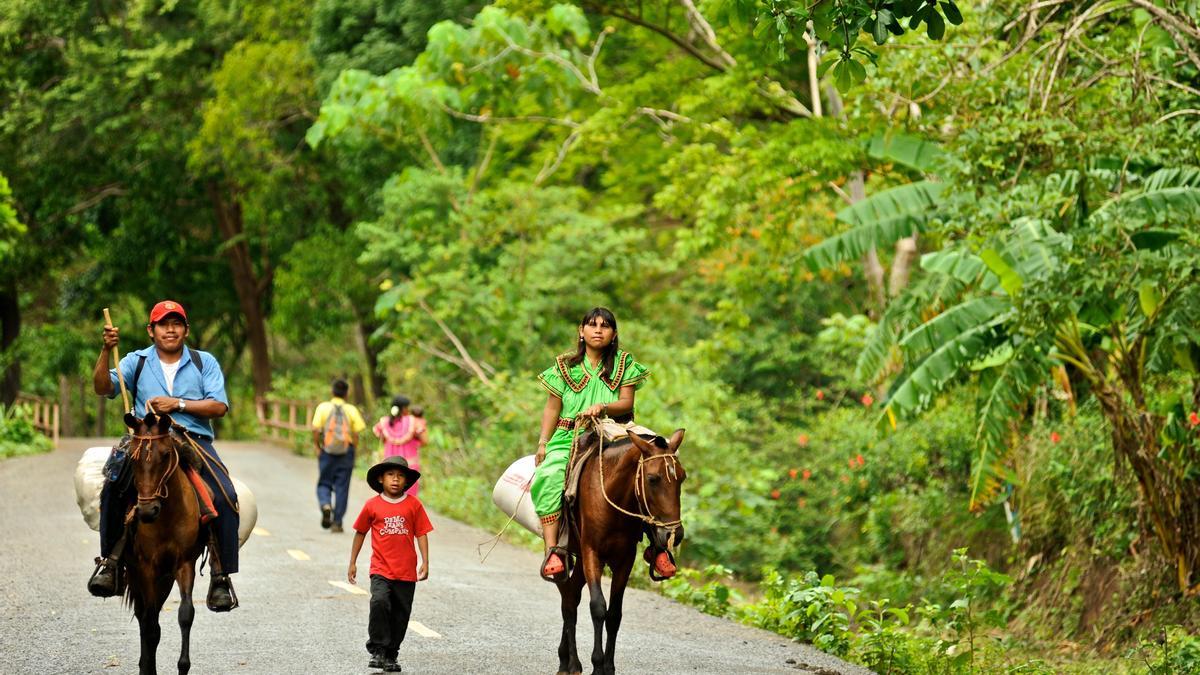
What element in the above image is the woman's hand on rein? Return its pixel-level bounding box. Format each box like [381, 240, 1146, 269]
[582, 404, 605, 418]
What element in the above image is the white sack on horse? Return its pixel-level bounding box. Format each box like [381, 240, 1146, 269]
[492, 454, 542, 535]
[74, 446, 258, 547]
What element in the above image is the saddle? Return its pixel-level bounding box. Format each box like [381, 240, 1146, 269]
[563, 418, 661, 505]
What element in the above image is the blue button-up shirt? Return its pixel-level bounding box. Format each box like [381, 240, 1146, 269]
[108, 345, 230, 438]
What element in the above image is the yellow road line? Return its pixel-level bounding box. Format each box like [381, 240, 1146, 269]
[328, 580, 368, 595]
[287, 549, 310, 561]
[408, 621, 441, 638]
[252, 527, 271, 536]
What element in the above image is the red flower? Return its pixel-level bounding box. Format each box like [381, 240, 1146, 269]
[802, 469, 812, 480]
[797, 433, 810, 446]
[840, 474, 850, 484]
[856, 453, 865, 467]
[1050, 431, 1061, 444]
[848, 458, 857, 469]
[797, 498, 807, 508]
[770, 489, 782, 499]
[861, 393, 874, 407]
[816, 390, 825, 401]
[1189, 412, 1199, 427]
[789, 468, 799, 479]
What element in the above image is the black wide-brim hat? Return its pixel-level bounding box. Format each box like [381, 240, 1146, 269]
[367, 455, 421, 493]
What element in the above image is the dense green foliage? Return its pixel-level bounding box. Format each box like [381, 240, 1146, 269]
[0, 404, 53, 458]
[3, 0, 1200, 670]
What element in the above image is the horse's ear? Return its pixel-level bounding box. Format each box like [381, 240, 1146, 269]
[156, 413, 173, 433]
[144, 411, 157, 428]
[667, 428, 685, 454]
[628, 433, 655, 455]
[123, 412, 139, 429]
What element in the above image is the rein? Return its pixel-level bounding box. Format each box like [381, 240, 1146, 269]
[130, 432, 180, 503]
[575, 419, 683, 537]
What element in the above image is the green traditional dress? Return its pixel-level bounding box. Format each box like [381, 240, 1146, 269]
[531, 349, 650, 519]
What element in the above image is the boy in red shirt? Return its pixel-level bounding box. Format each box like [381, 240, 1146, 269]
[348, 455, 432, 672]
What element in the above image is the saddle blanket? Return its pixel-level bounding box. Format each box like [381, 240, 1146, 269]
[74, 446, 258, 547]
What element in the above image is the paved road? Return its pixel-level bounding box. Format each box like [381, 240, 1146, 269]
[0, 439, 871, 675]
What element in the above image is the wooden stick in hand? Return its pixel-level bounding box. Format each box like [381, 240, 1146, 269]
[103, 308, 131, 413]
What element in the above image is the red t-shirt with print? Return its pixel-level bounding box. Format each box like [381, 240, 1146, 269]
[352, 494, 434, 581]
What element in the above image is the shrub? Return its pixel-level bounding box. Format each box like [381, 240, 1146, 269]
[0, 404, 53, 458]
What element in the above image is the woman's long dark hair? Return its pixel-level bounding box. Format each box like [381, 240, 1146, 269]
[389, 395, 411, 425]
[566, 307, 620, 382]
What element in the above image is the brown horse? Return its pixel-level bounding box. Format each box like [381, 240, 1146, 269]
[122, 411, 206, 675]
[556, 428, 687, 675]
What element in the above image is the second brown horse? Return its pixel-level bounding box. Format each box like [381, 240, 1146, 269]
[555, 427, 687, 675]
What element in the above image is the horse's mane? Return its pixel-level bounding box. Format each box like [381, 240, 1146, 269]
[578, 430, 668, 458]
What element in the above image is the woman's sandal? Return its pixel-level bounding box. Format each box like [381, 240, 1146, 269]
[540, 546, 573, 583]
[644, 546, 678, 581]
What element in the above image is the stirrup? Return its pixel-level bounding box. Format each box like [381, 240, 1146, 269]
[540, 546, 574, 584]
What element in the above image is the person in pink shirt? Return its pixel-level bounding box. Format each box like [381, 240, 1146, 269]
[372, 396, 427, 497]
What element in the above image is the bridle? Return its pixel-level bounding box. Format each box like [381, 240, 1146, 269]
[130, 432, 180, 504]
[581, 422, 684, 548]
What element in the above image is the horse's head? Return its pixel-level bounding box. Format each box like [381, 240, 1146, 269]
[123, 411, 181, 523]
[627, 429, 687, 550]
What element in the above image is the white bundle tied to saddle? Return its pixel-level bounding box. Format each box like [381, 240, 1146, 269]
[490, 419, 659, 536]
[74, 446, 258, 547]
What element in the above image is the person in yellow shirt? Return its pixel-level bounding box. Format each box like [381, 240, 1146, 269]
[311, 379, 368, 532]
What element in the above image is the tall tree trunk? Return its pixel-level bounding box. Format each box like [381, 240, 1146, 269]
[58, 375, 72, 436]
[95, 395, 106, 437]
[208, 183, 272, 398]
[0, 285, 19, 407]
[889, 236, 920, 297]
[848, 173, 887, 313]
[351, 308, 385, 405]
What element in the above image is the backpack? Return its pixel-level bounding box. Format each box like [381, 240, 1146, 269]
[322, 404, 352, 455]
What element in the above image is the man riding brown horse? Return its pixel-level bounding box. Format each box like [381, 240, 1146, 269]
[87, 300, 240, 611]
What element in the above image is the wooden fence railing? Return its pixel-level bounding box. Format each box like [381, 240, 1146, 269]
[256, 396, 317, 443]
[14, 392, 60, 446]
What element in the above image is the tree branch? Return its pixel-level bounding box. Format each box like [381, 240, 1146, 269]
[535, 128, 583, 185]
[417, 299, 494, 388]
[679, 0, 737, 68]
[592, 5, 730, 72]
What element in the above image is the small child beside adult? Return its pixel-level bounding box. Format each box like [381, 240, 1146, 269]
[348, 455, 432, 672]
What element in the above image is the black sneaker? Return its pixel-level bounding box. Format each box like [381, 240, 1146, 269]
[207, 574, 237, 612]
[320, 504, 332, 529]
[368, 652, 384, 669]
[87, 558, 119, 598]
[382, 656, 401, 672]
[330, 522, 344, 533]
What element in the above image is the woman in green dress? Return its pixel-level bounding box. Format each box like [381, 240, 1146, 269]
[532, 307, 650, 580]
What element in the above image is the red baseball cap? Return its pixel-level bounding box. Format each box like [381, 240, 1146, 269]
[148, 300, 188, 325]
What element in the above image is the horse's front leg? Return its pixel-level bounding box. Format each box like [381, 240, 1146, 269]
[582, 551, 608, 675]
[176, 560, 197, 675]
[601, 554, 635, 675]
[136, 603, 161, 675]
[557, 564, 585, 675]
